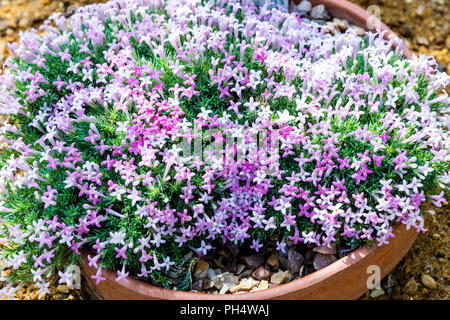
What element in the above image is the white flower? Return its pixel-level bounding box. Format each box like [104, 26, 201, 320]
[109, 230, 126, 245]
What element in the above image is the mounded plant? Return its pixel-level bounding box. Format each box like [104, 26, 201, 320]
[0, 0, 449, 296]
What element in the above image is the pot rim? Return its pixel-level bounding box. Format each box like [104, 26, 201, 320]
[81, 0, 415, 300]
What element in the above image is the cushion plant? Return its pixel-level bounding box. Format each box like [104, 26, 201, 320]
[0, 0, 448, 294]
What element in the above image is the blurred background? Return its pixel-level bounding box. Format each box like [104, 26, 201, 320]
[0, 0, 448, 300]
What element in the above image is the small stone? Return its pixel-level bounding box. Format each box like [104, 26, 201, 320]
[333, 18, 348, 31]
[305, 249, 314, 261]
[193, 261, 210, 279]
[207, 268, 216, 279]
[432, 233, 441, 240]
[214, 259, 225, 269]
[0, 20, 9, 32]
[219, 286, 230, 294]
[252, 266, 271, 281]
[415, 5, 425, 17]
[236, 264, 245, 275]
[296, 0, 311, 13]
[225, 261, 237, 274]
[270, 270, 288, 285]
[56, 284, 69, 294]
[267, 252, 279, 268]
[242, 254, 264, 269]
[446, 35, 450, 49]
[288, 249, 304, 274]
[313, 253, 337, 270]
[203, 279, 215, 290]
[402, 278, 418, 295]
[18, 17, 31, 29]
[438, 257, 445, 264]
[382, 274, 398, 289]
[239, 269, 253, 279]
[310, 5, 330, 20]
[370, 288, 385, 298]
[416, 36, 429, 46]
[221, 272, 239, 288]
[299, 265, 307, 277]
[313, 245, 337, 255]
[279, 255, 289, 270]
[421, 274, 437, 290]
[258, 280, 269, 290]
[211, 275, 223, 290]
[229, 278, 259, 293]
[192, 280, 203, 291]
[38, 291, 46, 300]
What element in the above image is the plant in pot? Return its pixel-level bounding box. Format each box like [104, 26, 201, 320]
[0, 0, 448, 300]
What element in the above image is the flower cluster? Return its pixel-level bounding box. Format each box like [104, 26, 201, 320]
[0, 0, 448, 292]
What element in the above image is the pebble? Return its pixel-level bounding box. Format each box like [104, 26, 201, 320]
[296, 0, 312, 13]
[446, 35, 450, 49]
[202, 279, 214, 290]
[382, 273, 398, 289]
[214, 259, 225, 269]
[421, 274, 437, 290]
[229, 278, 259, 293]
[18, 17, 31, 29]
[194, 261, 210, 279]
[238, 269, 253, 279]
[207, 268, 216, 279]
[416, 36, 430, 46]
[279, 254, 289, 270]
[369, 288, 385, 298]
[252, 266, 271, 281]
[258, 280, 269, 290]
[415, 5, 425, 17]
[402, 278, 418, 295]
[37, 291, 46, 300]
[313, 253, 337, 270]
[313, 245, 337, 255]
[242, 254, 264, 269]
[225, 261, 237, 274]
[267, 252, 278, 268]
[192, 280, 203, 291]
[432, 233, 441, 240]
[333, 18, 348, 31]
[236, 264, 245, 275]
[221, 272, 239, 288]
[310, 5, 330, 20]
[270, 270, 288, 285]
[288, 249, 304, 274]
[56, 284, 69, 294]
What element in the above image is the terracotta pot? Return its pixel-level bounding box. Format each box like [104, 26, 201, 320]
[81, 224, 417, 300]
[80, 0, 417, 300]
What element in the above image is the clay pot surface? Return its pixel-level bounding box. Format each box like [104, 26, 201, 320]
[80, 0, 416, 300]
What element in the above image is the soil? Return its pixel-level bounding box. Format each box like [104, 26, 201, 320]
[0, 0, 448, 300]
